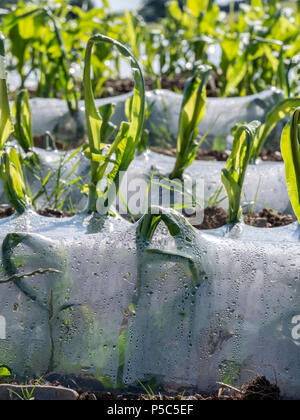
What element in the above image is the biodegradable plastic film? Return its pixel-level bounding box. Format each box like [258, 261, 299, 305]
[0, 212, 300, 397]
[11, 88, 283, 144]
[146, 88, 284, 147]
[127, 151, 292, 214]
[0, 148, 291, 214]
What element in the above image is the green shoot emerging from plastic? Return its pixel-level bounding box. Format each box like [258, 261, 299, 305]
[84, 34, 145, 214]
[12, 89, 34, 153]
[0, 33, 13, 149]
[0, 148, 31, 215]
[281, 108, 300, 223]
[252, 97, 300, 162]
[170, 65, 211, 180]
[222, 121, 261, 225]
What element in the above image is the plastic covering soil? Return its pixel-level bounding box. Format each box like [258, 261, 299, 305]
[0, 210, 299, 398]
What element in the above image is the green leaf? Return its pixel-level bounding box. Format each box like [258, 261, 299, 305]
[0, 148, 31, 214]
[137, 206, 203, 285]
[222, 121, 261, 224]
[281, 109, 300, 222]
[0, 33, 13, 149]
[225, 53, 247, 96]
[84, 34, 145, 213]
[252, 98, 300, 161]
[187, 0, 209, 17]
[0, 364, 12, 377]
[13, 89, 34, 153]
[170, 65, 211, 180]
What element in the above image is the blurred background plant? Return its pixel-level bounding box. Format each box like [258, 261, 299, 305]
[0, 0, 299, 100]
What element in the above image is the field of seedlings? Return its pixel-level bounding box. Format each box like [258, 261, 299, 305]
[0, 0, 299, 402]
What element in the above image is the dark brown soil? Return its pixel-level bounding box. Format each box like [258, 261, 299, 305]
[33, 135, 85, 151]
[2, 375, 282, 400]
[101, 76, 185, 97]
[260, 150, 283, 162]
[101, 73, 219, 98]
[238, 376, 281, 401]
[194, 207, 296, 230]
[78, 376, 281, 401]
[0, 205, 15, 219]
[244, 208, 297, 228]
[197, 150, 229, 161]
[195, 206, 228, 230]
[0, 206, 74, 219]
[37, 208, 74, 218]
[150, 148, 283, 162]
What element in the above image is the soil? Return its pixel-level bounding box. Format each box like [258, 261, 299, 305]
[77, 376, 281, 401]
[150, 147, 283, 162]
[194, 207, 297, 230]
[101, 72, 219, 98]
[37, 208, 75, 218]
[33, 135, 85, 151]
[9, 72, 219, 103]
[0, 206, 74, 219]
[260, 150, 283, 162]
[244, 208, 297, 228]
[1, 375, 282, 400]
[195, 206, 228, 230]
[0, 205, 15, 219]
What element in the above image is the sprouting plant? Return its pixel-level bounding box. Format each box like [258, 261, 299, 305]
[8, 377, 43, 401]
[222, 121, 261, 225]
[281, 108, 300, 222]
[84, 34, 145, 214]
[0, 45, 83, 212]
[251, 97, 300, 162]
[170, 65, 211, 180]
[0, 32, 13, 149]
[12, 89, 34, 154]
[137, 379, 158, 400]
[47, 147, 84, 211]
[0, 148, 31, 214]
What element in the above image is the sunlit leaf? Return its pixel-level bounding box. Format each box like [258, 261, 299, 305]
[281, 109, 300, 222]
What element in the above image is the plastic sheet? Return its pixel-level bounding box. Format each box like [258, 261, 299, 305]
[0, 211, 300, 398]
[0, 147, 291, 214]
[0, 143, 89, 210]
[11, 88, 284, 145]
[146, 88, 284, 148]
[126, 151, 292, 214]
[125, 221, 300, 397]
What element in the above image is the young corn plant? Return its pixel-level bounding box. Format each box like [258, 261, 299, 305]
[12, 89, 34, 154]
[0, 38, 82, 212]
[281, 108, 300, 222]
[222, 121, 261, 225]
[84, 34, 145, 214]
[5, 6, 83, 139]
[0, 33, 13, 149]
[0, 148, 32, 215]
[170, 65, 211, 180]
[252, 97, 300, 162]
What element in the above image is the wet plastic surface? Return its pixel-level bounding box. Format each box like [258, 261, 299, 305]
[146, 88, 284, 147]
[128, 151, 292, 214]
[0, 142, 89, 210]
[12, 88, 284, 146]
[0, 211, 299, 397]
[0, 147, 291, 214]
